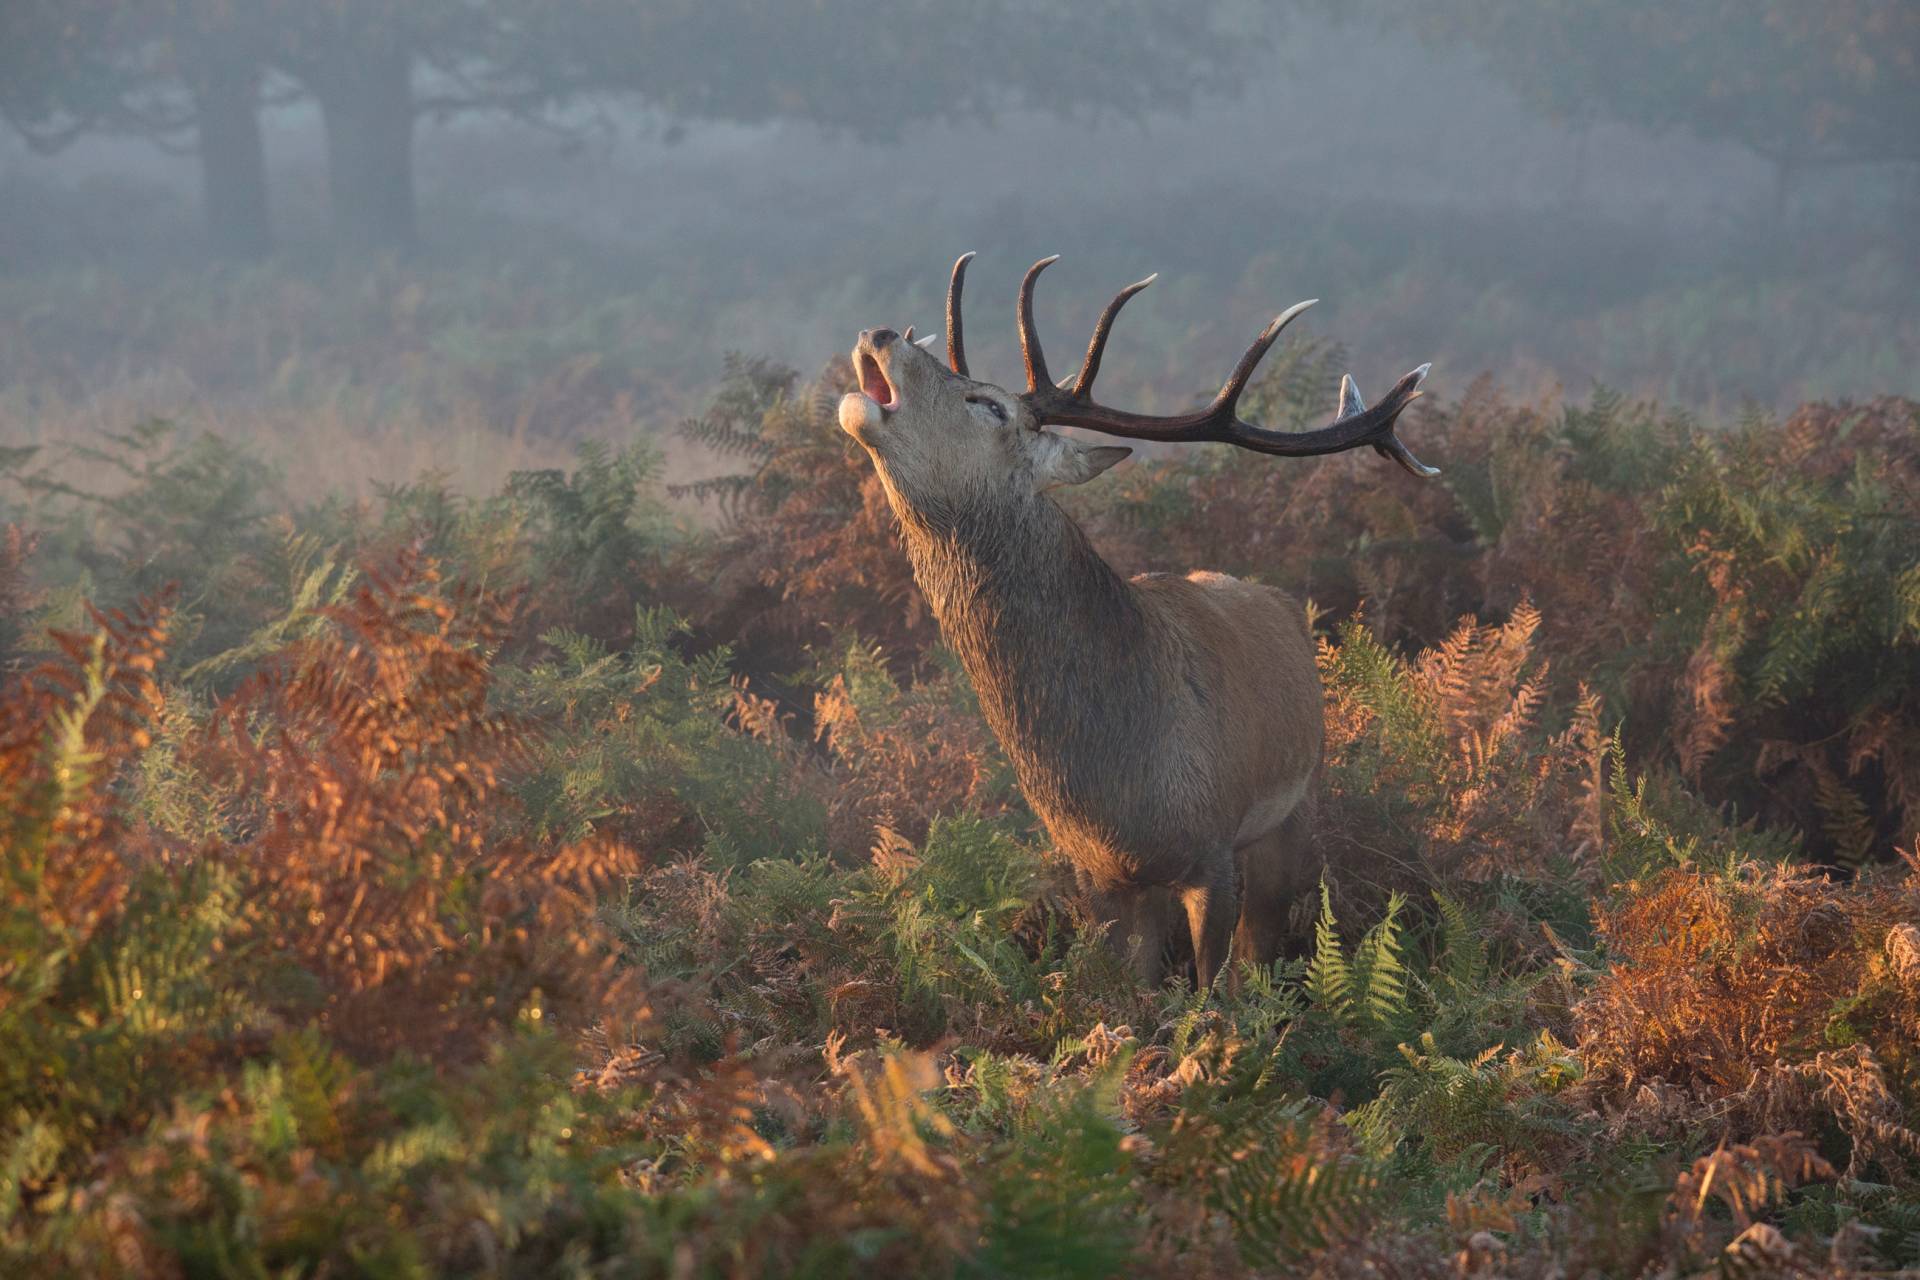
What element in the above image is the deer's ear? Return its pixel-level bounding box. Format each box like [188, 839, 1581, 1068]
[1035, 433, 1132, 490]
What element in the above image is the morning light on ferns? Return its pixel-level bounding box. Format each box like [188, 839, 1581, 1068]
[2, 346, 1916, 1273]
[4, 5, 1920, 1271]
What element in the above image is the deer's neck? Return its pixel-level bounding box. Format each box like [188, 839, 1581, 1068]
[892, 487, 1159, 809]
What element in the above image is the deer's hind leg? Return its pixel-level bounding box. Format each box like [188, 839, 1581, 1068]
[1234, 801, 1315, 975]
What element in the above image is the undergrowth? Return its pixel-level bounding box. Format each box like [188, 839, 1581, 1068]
[0, 362, 1915, 1276]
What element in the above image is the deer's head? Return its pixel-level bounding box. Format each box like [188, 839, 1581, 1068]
[840, 322, 1131, 509]
[841, 253, 1440, 515]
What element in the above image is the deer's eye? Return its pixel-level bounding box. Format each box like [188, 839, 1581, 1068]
[965, 395, 1008, 423]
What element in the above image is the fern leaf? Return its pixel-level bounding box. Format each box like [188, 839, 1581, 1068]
[1433, 892, 1489, 992]
[1218, 1101, 1379, 1262]
[1353, 892, 1408, 1036]
[1304, 880, 1352, 1022]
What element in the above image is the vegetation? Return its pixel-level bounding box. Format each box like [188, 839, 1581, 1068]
[1, 1, 1270, 253]
[1, 344, 1914, 1276]
[1378, 0, 1920, 205]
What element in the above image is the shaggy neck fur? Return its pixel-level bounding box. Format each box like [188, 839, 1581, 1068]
[880, 474, 1165, 851]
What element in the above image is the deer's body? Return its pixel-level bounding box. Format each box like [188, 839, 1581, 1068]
[842, 255, 1434, 984]
[892, 482, 1321, 979]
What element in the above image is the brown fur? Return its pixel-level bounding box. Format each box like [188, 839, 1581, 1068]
[840, 331, 1324, 985]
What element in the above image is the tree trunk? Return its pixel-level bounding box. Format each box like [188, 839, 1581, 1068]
[315, 46, 417, 254]
[192, 58, 272, 259]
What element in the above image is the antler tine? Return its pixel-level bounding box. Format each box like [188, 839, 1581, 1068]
[1352, 365, 1440, 476]
[1209, 298, 1317, 412]
[946, 251, 976, 376]
[1017, 255, 1061, 392]
[1009, 270, 1440, 477]
[1071, 273, 1157, 400]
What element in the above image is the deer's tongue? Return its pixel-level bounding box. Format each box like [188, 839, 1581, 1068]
[859, 356, 895, 407]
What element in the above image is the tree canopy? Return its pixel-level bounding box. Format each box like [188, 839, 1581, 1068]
[2, 1, 1277, 254]
[1394, 0, 1920, 172]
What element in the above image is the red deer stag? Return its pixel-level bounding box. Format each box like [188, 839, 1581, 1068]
[839, 254, 1438, 986]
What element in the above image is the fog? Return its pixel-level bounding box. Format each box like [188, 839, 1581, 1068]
[3, 6, 1915, 493]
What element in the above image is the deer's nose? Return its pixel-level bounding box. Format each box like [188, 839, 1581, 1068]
[863, 328, 899, 350]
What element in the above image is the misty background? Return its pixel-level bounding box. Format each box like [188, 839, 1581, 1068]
[2, 3, 1916, 495]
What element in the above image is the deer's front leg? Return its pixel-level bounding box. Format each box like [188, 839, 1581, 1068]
[1086, 881, 1176, 986]
[1181, 854, 1241, 990]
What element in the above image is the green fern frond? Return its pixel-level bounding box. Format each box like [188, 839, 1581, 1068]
[0, 1120, 62, 1228]
[180, 534, 355, 685]
[1433, 892, 1489, 992]
[1813, 770, 1877, 870]
[1304, 880, 1352, 1022]
[273, 1028, 353, 1159]
[1217, 1100, 1380, 1262]
[1167, 985, 1215, 1062]
[1353, 892, 1409, 1037]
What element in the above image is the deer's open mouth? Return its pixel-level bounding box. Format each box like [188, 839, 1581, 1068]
[856, 350, 897, 411]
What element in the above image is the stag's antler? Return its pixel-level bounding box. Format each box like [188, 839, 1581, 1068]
[945, 250, 977, 377]
[948, 254, 1440, 477]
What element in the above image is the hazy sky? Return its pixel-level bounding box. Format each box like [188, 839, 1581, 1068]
[5, 14, 1912, 422]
